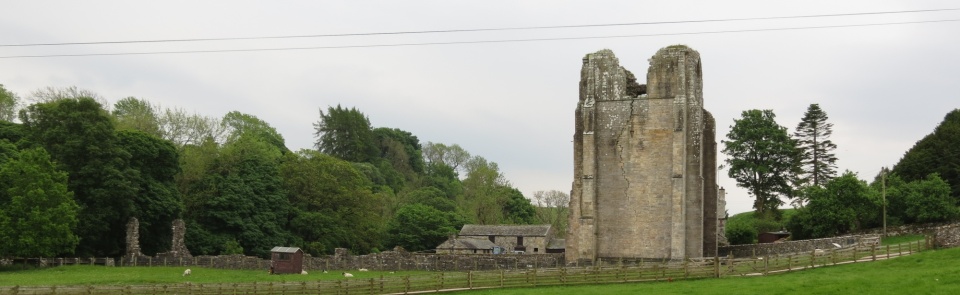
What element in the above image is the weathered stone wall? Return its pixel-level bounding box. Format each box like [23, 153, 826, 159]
[569, 45, 717, 263]
[717, 234, 880, 257]
[932, 224, 960, 248]
[702, 111, 718, 256]
[855, 222, 953, 237]
[117, 249, 563, 271]
[487, 236, 549, 254]
[11, 257, 115, 267]
[304, 249, 564, 271]
[125, 217, 142, 258]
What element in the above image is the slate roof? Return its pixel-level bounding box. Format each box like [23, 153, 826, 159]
[459, 224, 552, 237]
[437, 237, 498, 250]
[271, 246, 302, 253]
[547, 239, 566, 250]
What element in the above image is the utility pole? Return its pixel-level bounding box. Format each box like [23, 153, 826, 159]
[882, 168, 887, 237]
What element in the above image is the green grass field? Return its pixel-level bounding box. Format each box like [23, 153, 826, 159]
[452, 245, 960, 294]
[0, 237, 947, 294]
[0, 266, 419, 286]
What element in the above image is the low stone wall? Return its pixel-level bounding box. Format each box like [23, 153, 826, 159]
[718, 234, 880, 258]
[113, 249, 564, 271]
[931, 223, 960, 248]
[856, 222, 953, 237]
[303, 250, 564, 271]
[8, 257, 115, 267]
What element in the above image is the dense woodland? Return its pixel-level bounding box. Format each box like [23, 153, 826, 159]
[0, 85, 570, 258]
[2, 84, 957, 256]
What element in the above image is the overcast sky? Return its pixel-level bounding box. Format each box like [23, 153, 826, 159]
[2, 0, 958, 215]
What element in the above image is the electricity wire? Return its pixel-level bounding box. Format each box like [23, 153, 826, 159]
[1, 19, 957, 59]
[1, 7, 958, 47]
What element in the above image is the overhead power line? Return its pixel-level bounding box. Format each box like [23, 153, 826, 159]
[1, 8, 958, 47]
[1, 19, 957, 59]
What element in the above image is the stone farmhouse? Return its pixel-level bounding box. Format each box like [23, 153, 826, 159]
[436, 225, 564, 254]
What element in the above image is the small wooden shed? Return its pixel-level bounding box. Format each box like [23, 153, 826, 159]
[270, 246, 303, 274]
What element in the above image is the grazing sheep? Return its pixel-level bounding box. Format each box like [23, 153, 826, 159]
[358, 268, 369, 272]
[183, 269, 192, 276]
[322, 270, 328, 274]
[342, 272, 354, 278]
[301, 270, 308, 275]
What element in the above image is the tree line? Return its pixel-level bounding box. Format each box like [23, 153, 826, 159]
[0, 84, 570, 258]
[723, 104, 960, 244]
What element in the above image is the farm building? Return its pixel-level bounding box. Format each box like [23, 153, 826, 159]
[437, 224, 562, 254]
[270, 247, 303, 274]
[435, 237, 498, 254]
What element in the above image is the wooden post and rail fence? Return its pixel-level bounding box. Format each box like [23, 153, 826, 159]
[0, 239, 930, 295]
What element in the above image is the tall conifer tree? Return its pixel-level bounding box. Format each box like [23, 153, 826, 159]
[794, 104, 838, 187]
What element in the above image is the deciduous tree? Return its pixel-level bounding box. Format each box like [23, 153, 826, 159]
[280, 150, 384, 254]
[0, 84, 20, 122]
[723, 109, 799, 217]
[116, 130, 183, 255]
[786, 172, 879, 239]
[20, 97, 136, 256]
[385, 204, 466, 252]
[0, 142, 80, 257]
[532, 190, 569, 237]
[112, 97, 162, 137]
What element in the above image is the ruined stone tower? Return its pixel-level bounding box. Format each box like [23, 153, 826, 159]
[567, 45, 718, 263]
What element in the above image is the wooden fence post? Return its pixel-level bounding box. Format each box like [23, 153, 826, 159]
[439, 272, 444, 290]
[500, 269, 505, 287]
[763, 254, 769, 275]
[727, 254, 734, 276]
[787, 254, 792, 271]
[533, 268, 538, 286]
[561, 267, 567, 284]
[714, 256, 720, 278]
[871, 244, 877, 261]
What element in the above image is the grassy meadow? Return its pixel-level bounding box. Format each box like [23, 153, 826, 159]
[453, 244, 960, 295]
[0, 266, 419, 286]
[0, 235, 945, 294]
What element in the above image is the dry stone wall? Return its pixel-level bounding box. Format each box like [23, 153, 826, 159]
[717, 234, 880, 257]
[118, 248, 563, 271]
[928, 223, 960, 248]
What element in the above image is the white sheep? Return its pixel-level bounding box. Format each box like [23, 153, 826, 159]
[358, 268, 369, 272]
[301, 270, 308, 275]
[814, 249, 825, 256]
[183, 269, 192, 276]
[342, 272, 354, 278]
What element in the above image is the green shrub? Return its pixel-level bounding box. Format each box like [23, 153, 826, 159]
[726, 220, 757, 245]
